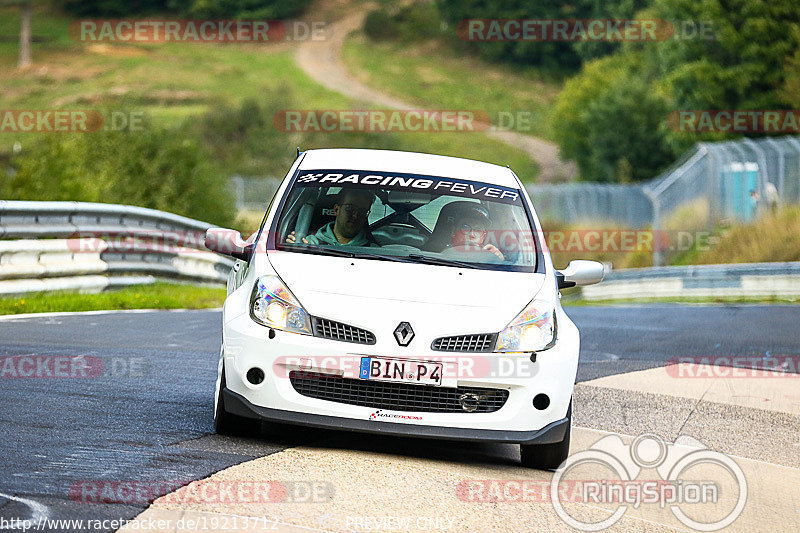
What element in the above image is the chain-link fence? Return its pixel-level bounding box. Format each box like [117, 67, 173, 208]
[228, 136, 800, 265]
[527, 183, 653, 228]
[644, 136, 800, 264]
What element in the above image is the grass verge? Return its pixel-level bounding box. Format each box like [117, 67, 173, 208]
[673, 206, 800, 265]
[0, 6, 540, 178]
[342, 34, 562, 143]
[0, 282, 226, 315]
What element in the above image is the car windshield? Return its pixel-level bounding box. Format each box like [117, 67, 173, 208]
[273, 169, 538, 271]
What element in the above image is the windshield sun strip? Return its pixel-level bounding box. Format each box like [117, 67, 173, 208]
[267, 168, 540, 273]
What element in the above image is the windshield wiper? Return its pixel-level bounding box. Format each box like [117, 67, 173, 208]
[294, 244, 355, 258]
[291, 245, 406, 263]
[405, 254, 479, 269]
[288, 246, 478, 269]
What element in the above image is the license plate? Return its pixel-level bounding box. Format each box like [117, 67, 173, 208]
[359, 357, 443, 386]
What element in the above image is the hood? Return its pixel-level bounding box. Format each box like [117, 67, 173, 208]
[266, 251, 546, 339]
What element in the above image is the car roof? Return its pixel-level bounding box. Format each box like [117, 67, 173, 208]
[297, 148, 522, 188]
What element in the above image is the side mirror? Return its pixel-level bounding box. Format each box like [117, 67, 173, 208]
[556, 260, 607, 289]
[204, 228, 253, 261]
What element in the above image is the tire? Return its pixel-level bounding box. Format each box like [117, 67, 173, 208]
[214, 363, 261, 436]
[519, 399, 572, 470]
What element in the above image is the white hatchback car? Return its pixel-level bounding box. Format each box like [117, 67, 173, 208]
[206, 148, 604, 469]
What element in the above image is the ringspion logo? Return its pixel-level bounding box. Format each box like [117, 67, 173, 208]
[550, 434, 747, 531]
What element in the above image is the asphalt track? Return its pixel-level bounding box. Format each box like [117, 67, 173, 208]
[1, 306, 799, 532]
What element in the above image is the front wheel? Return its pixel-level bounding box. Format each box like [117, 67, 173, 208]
[214, 363, 261, 436]
[519, 399, 572, 470]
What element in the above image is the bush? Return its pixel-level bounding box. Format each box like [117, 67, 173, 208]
[364, 2, 443, 44]
[60, 0, 185, 17]
[435, 0, 654, 71]
[196, 91, 298, 177]
[3, 118, 235, 227]
[186, 0, 312, 19]
[194, 92, 477, 180]
[553, 53, 674, 182]
[364, 9, 401, 41]
[59, 0, 312, 19]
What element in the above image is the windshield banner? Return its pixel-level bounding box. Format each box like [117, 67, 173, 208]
[293, 169, 523, 205]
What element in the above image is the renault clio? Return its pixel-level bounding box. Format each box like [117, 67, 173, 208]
[205, 148, 605, 470]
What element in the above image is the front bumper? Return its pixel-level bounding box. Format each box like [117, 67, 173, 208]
[221, 304, 580, 441]
[223, 387, 570, 444]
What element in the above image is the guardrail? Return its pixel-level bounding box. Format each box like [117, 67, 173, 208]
[0, 201, 234, 295]
[3, 201, 797, 301]
[580, 262, 800, 301]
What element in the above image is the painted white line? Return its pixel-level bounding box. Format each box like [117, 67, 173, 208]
[0, 492, 49, 530]
[0, 308, 222, 321]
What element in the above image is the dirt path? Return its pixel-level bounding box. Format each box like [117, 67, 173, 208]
[294, 8, 578, 182]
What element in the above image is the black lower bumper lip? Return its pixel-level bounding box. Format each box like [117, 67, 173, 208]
[222, 388, 569, 445]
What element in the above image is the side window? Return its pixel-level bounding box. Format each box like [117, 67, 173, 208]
[241, 183, 281, 283]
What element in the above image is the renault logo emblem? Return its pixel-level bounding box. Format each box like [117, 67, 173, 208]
[394, 322, 414, 346]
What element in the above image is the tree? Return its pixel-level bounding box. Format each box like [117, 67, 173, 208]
[780, 27, 800, 108]
[0, 0, 32, 68]
[4, 123, 236, 227]
[650, 0, 800, 111]
[435, 0, 656, 71]
[19, 0, 31, 68]
[553, 53, 673, 182]
[554, 0, 800, 182]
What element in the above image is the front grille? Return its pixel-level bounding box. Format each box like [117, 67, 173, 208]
[432, 333, 497, 352]
[289, 371, 509, 413]
[312, 317, 376, 345]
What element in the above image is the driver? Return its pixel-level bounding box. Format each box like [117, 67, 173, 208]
[286, 189, 377, 246]
[450, 206, 505, 261]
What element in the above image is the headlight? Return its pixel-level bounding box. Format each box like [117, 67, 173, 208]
[250, 275, 312, 335]
[495, 299, 556, 353]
